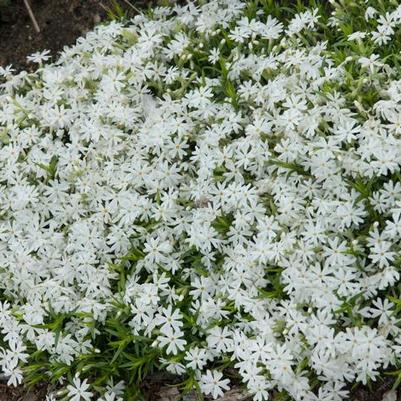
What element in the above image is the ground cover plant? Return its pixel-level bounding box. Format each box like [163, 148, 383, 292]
[2, 0, 401, 400]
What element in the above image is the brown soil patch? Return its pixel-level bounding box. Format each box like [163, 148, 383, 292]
[0, 0, 146, 72]
[0, 382, 47, 401]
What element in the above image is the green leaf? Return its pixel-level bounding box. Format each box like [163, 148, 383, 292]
[34, 155, 59, 181]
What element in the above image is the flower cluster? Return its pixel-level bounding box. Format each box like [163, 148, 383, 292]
[1, 1, 401, 400]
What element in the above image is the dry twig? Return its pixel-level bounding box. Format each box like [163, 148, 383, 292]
[23, 0, 40, 33]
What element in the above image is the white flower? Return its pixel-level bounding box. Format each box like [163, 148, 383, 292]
[199, 370, 230, 399]
[156, 327, 186, 355]
[347, 31, 367, 41]
[155, 305, 183, 333]
[26, 49, 51, 64]
[206, 326, 233, 354]
[67, 376, 93, 401]
[4, 367, 23, 387]
[365, 7, 377, 21]
[358, 54, 383, 73]
[208, 48, 220, 65]
[185, 347, 209, 370]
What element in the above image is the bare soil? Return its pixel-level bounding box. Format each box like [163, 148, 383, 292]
[0, 382, 47, 401]
[0, 0, 142, 72]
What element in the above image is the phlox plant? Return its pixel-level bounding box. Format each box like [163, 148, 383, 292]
[2, 0, 401, 400]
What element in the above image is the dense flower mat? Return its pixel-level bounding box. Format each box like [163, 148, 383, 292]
[1, 0, 401, 400]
